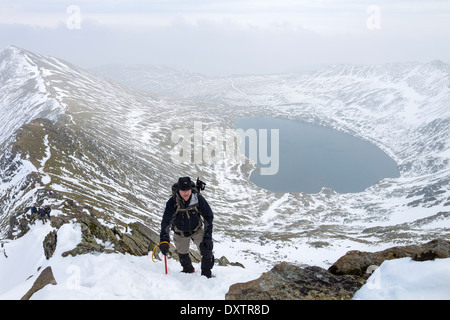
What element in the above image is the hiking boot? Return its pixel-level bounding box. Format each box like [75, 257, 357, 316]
[179, 253, 195, 273]
[201, 269, 212, 278]
[201, 255, 214, 278]
[181, 267, 195, 274]
[182, 266, 195, 273]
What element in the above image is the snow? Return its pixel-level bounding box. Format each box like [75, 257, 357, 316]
[0, 220, 261, 300]
[0, 157, 36, 195]
[354, 257, 450, 300]
[0, 157, 38, 218]
[0, 47, 65, 147]
[39, 134, 52, 185]
[1, 220, 449, 300]
[0, 222, 55, 299]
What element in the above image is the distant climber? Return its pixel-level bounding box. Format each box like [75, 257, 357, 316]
[159, 177, 214, 278]
[38, 205, 51, 224]
[30, 204, 38, 215]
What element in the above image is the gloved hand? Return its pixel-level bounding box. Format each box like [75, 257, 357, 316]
[159, 242, 170, 256]
[199, 238, 213, 256]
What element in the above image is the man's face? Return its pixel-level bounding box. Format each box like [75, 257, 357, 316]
[179, 189, 192, 202]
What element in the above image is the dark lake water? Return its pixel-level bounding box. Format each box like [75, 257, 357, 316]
[235, 117, 400, 194]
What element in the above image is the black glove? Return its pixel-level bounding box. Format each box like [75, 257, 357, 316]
[199, 238, 213, 256]
[159, 242, 169, 256]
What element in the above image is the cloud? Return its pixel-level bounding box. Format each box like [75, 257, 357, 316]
[3, 0, 450, 37]
[0, 0, 449, 75]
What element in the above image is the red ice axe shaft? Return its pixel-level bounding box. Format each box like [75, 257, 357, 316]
[164, 242, 170, 274]
[164, 255, 168, 274]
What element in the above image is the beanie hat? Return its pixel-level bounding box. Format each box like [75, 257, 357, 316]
[178, 177, 192, 191]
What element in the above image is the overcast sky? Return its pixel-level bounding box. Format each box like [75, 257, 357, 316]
[0, 0, 449, 75]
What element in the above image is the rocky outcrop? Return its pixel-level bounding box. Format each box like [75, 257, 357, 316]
[61, 212, 163, 258]
[21, 266, 57, 300]
[43, 230, 57, 260]
[226, 238, 450, 300]
[216, 255, 245, 268]
[7, 211, 38, 239]
[55, 211, 201, 262]
[62, 212, 118, 256]
[6, 197, 206, 263]
[226, 262, 363, 300]
[328, 239, 450, 276]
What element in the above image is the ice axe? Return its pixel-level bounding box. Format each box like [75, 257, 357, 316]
[152, 241, 170, 274]
[164, 254, 168, 275]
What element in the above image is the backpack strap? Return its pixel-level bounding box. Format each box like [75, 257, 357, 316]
[170, 190, 203, 237]
[172, 220, 202, 237]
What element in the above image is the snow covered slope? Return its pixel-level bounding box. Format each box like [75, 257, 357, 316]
[354, 256, 450, 300]
[90, 63, 208, 98]
[1, 213, 448, 300]
[0, 46, 180, 233]
[0, 220, 261, 300]
[1, 45, 449, 276]
[0, 46, 65, 147]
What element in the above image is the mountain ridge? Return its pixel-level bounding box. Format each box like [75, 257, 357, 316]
[0, 46, 174, 235]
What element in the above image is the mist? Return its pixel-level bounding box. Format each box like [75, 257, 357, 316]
[0, 0, 449, 76]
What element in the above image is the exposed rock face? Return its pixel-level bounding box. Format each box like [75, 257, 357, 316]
[225, 262, 363, 300]
[6, 198, 206, 263]
[226, 238, 450, 300]
[21, 266, 57, 300]
[61, 213, 163, 258]
[51, 211, 198, 262]
[43, 230, 57, 260]
[216, 255, 245, 268]
[328, 239, 450, 276]
[7, 211, 39, 240]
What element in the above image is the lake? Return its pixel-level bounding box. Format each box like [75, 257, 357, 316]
[235, 117, 400, 194]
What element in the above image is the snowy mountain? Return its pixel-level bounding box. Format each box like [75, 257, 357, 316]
[1, 46, 449, 299]
[90, 63, 210, 99]
[93, 58, 450, 252]
[0, 46, 171, 233]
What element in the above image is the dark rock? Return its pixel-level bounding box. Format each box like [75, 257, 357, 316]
[7, 213, 31, 239]
[50, 214, 72, 229]
[413, 250, 437, 261]
[216, 255, 231, 266]
[225, 262, 363, 300]
[60, 212, 181, 259]
[216, 255, 245, 268]
[43, 230, 57, 260]
[328, 238, 450, 276]
[127, 222, 159, 256]
[119, 233, 149, 256]
[78, 213, 116, 244]
[62, 212, 118, 257]
[21, 266, 57, 300]
[61, 213, 114, 256]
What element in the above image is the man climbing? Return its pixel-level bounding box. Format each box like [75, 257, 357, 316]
[37, 205, 51, 224]
[159, 177, 214, 278]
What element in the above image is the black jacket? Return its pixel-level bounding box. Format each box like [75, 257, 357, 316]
[160, 192, 213, 242]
